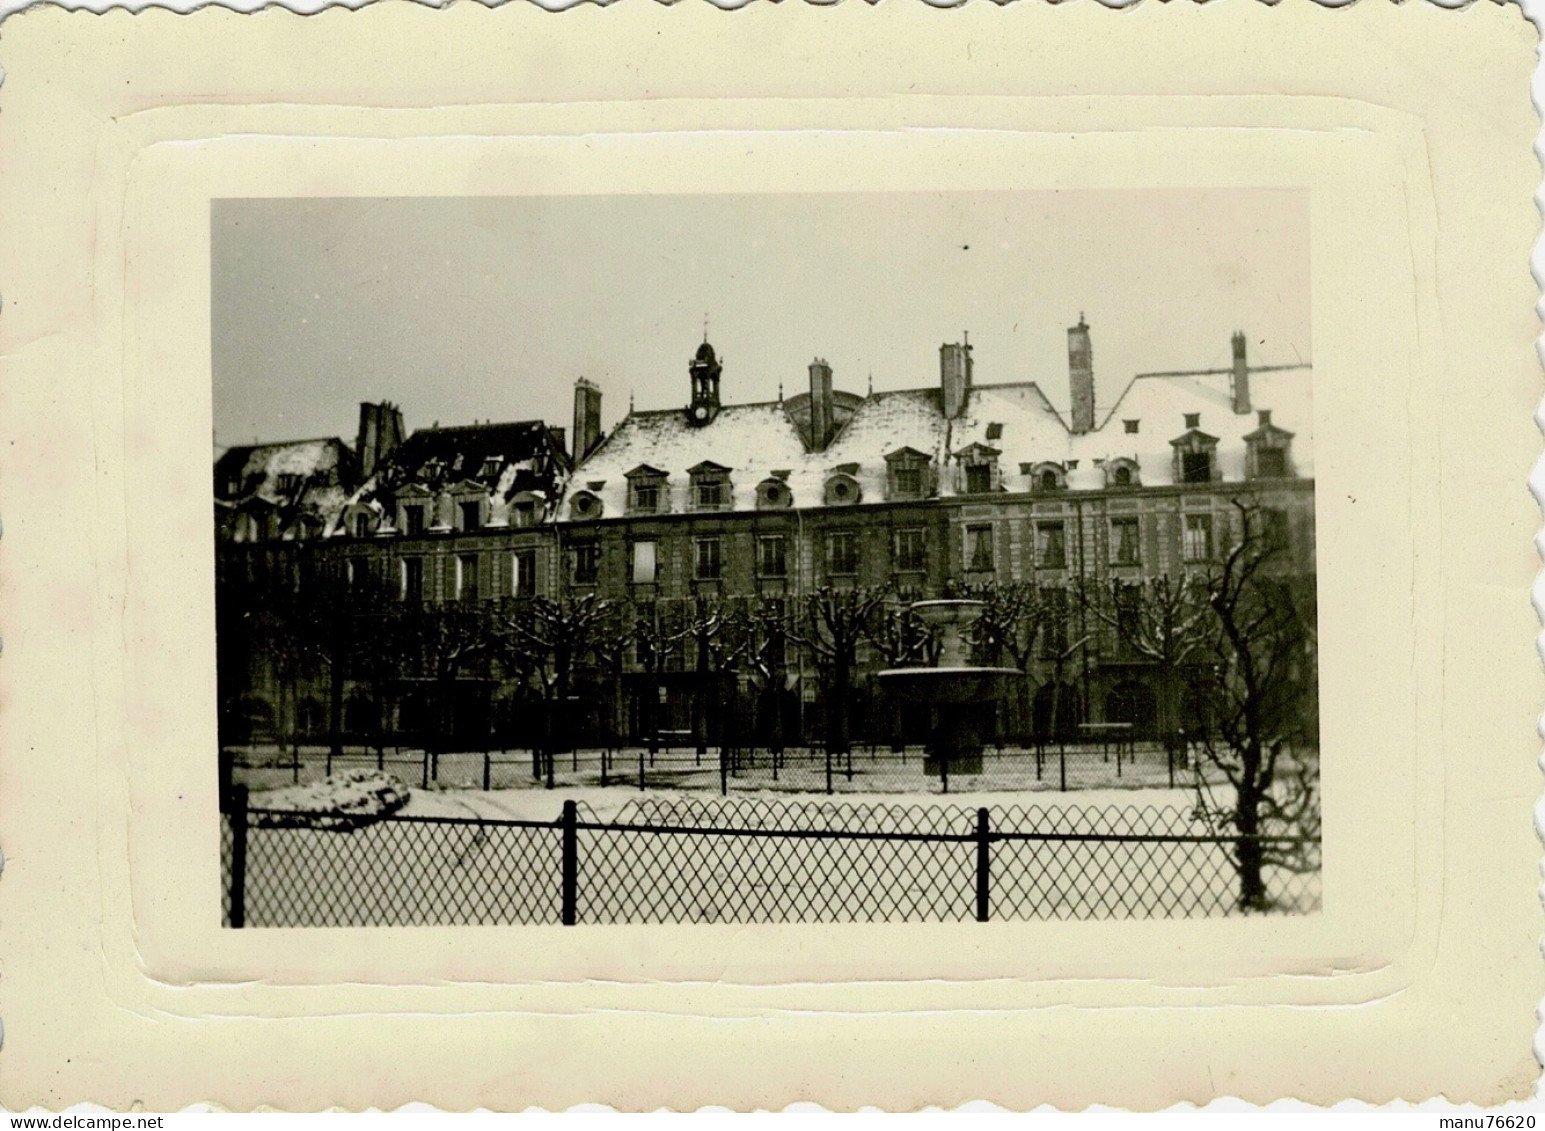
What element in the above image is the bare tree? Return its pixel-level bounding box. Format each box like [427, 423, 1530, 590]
[497, 594, 612, 779]
[970, 580, 1064, 746]
[1188, 501, 1321, 910]
[1078, 570, 1214, 766]
[861, 598, 934, 752]
[632, 601, 692, 758]
[786, 585, 892, 764]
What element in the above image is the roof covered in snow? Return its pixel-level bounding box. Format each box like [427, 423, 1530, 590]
[558, 362, 1313, 520]
[214, 437, 355, 510]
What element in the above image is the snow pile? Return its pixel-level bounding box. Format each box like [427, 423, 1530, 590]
[251, 769, 411, 831]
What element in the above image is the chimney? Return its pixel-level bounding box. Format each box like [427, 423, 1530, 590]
[1067, 316, 1095, 435]
[356, 401, 404, 481]
[940, 337, 973, 420]
[1230, 331, 1251, 414]
[572, 377, 603, 463]
[808, 358, 834, 450]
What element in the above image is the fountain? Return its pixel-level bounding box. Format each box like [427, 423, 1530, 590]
[876, 599, 1021, 789]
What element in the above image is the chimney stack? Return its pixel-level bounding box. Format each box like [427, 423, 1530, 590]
[940, 337, 973, 421]
[572, 377, 603, 463]
[356, 401, 405, 481]
[1230, 331, 1251, 414]
[808, 358, 834, 450]
[1067, 316, 1095, 435]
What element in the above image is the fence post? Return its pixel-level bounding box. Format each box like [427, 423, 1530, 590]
[483, 750, 492, 792]
[218, 749, 234, 814]
[975, 806, 991, 923]
[824, 745, 833, 795]
[1059, 745, 1067, 792]
[638, 748, 645, 792]
[560, 799, 578, 926]
[719, 746, 728, 796]
[229, 784, 249, 929]
[422, 748, 430, 790]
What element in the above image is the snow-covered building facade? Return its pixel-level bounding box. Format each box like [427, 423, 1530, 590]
[554, 325, 1314, 742]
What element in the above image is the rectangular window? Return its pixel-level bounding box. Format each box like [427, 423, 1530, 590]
[1181, 451, 1212, 484]
[456, 554, 479, 602]
[758, 535, 787, 577]
[695, 537, 723, 580]
[571, 543, 600, 585]
[460, 501, 481, 531]
[404, 504, 426, 536]
[400, 557, 424, 603]
[894, 466, 922, 497]
[1039, 522, 1066, 569]
[696, 481, 725, 510]
[1183, 513, 1214, 562]
[511, 549, 537, 597]
[965, 464, 992, 494]
[1262, 508, 1290, 553]
[513, 501, 536, 528]
[827, 531, 859, 575]
[1042, 585, 1070, 657]
[895, 528, 926, 572]
[1256, 447, 1288, 478]
[631, 482, 660, 513]
[631, 540, 658, 585]
[354, 513, 370, 539]
[967, 524, 994, 572]
[1111, 517, 1141, 566]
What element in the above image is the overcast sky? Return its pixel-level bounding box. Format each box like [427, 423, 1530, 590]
[212, 190, 1310, 452]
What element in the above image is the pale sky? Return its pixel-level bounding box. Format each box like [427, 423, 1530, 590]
[212, 190, 1310, 452]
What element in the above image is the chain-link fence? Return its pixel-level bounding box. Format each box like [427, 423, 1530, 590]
[222, 791, 1320, 927]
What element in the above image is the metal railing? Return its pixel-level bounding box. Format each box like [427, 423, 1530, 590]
[221, 789, 1320, 927]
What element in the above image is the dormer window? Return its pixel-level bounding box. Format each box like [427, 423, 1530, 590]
[824, 472, 862, 507]
[460, 500, 482, 531]
[688, 461, 732, 512]
[1124, 420, 1140, 435]
[1026, 462, 1066, 493]
[478, 457, 504, 478]
[1244, 410, 1295, 480]
[354, 513, 372, 539]
[756, 478, 793, 510]
[625, 465, 669, 516]
[509, 491, 543, 529]
[1184, 412, 1201, 429]
[569, 490, 603, 521]
[276, 473, 303, 495]
[884, 447, 934, 501]
[403, 504, 426, 536]
[1104, 457, 1141, 489]
[1171, 424, 1220, 485]
[954, 443, 1001, 495]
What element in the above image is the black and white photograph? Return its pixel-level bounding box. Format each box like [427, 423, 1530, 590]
[213, 190, 1320, 927]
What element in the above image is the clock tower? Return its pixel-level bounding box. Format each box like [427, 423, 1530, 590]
[686, 340, 722, 427]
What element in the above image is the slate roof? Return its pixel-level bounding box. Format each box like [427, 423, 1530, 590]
[213, 437, 355, 515]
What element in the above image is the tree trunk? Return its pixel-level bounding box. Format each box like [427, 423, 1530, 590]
[1234, 742, 1269, 910]
[826, 654, 851, 757]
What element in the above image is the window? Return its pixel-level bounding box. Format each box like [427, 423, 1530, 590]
[354, 513, 371, 539]
[894, 528, 926, 572]
[631, 540, 658, 585]
[827, 531, 859, 575]
[1111, 517, 1141, 566]
[630, 481, 661, 513]
[1262, 508, 1290, 553]
[404, 504, 426, 536]
[1042, 585, 1070, 657]
[513, 500, 537, 528]
[1181, 451, 1212, 484]
[967, 525, 994, 572]
[1124, 419, 1140, 434]
[695, 538, 723, 580]
[460, 501, 481, 531]
[1112, 465, 1133, 488]
[1038, 522, 1066, 569]
[456, 554, 479, 602]
[695, 481, 725, 510]
[276, 473, 303, 494]
[894, 467, 922, 497]
[1039, 470, 1059, 492]
[1184, 412, 1201, 429]
[511, 549, 536, 597]
[346, 558, 367, 595]
[478, 457, 503, 478]
[965, 464, 992, 494]
[1183, 513, 1213, 562]
[400, 557, 424, 603]
[1255, 447, 1288, 478]
[758, 535, 787, 577]
[571, 542, 600, 585]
